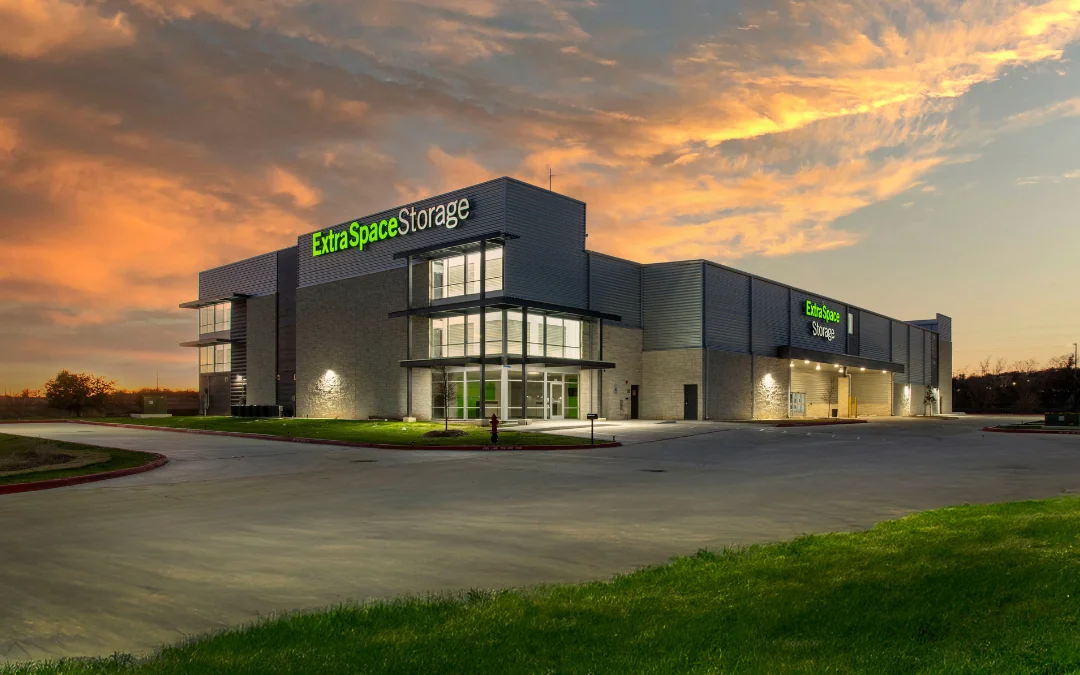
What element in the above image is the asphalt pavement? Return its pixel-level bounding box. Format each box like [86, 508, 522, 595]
[1, 416, 1077, 662]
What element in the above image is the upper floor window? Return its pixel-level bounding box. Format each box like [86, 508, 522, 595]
[199, 302, 232, 334]
[199, 344, 231, 373]
[431, 247, 503, 300]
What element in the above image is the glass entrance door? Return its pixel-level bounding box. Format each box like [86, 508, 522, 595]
[548, 381, 564, 420]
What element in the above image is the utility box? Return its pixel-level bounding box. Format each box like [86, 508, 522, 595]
[1045, 412, 1080, 427]
[132, 395, 172, 418]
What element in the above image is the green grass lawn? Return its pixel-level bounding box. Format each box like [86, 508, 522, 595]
[93, 417, 592, 447]
[7, 497, 1080, 674]
[0, 433, 157, 486]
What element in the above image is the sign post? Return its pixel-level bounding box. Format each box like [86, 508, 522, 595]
[587, 412, 598, 445]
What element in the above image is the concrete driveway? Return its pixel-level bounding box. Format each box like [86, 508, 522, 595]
[1, 417, 1078, 662]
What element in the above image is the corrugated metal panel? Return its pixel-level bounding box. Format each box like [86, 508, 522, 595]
[859, 312, 891, 361]
[925, 331, 935, 385]
[230, 300, 247, 406]
[752, 279, 789, 356]
[891, 321, 909, 380]
[643, 262, 702, 350]
[199, 252, 278, 300]
[851, 373, 890, 407]
[791, 368, 838, 417]
[936, 313, 952, 342]
[705, 264, 751, 353]
[503, 179, 588, 307]
[276, 247, 298, 413]
[589, 253, 641, 328]
[298, 178, 508, 289]
[790, 292, 848, 355]
[909, 326, 925, 386]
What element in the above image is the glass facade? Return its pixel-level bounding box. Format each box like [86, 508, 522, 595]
[431, 366, 580, 420]
[199, 302, 232, 334]
[430, 247, 503, 300]
[199, 344, 232, 373]
[430, 311, 587, 360]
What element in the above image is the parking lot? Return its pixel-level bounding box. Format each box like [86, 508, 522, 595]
[1, 416, 1078, 662]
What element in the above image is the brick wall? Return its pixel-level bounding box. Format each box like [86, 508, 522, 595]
[589, 325, 643, 420]
[641, 348, 703, 420]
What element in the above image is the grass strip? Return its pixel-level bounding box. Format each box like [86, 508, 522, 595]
[91, 417, 592, 447]
[0, 433, 157, 486]
[6, 496, 1080, 674]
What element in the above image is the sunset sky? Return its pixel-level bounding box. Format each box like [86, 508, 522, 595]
[2, 0, 1080, 392]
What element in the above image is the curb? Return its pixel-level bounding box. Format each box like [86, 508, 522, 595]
[69, 421, 619, 451]
[0, 454, 169, 495]
[983, 426, 1080, 436]
[0, 419, 72, 424]
[775, 419, 868, 428]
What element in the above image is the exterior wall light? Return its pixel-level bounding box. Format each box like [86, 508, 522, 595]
[804, 360, 810, 364]
[860, 367, 866, 371]
[789, 362, 794, 367]
[763, 373, 775, 387]
[815, 365, 821, 371]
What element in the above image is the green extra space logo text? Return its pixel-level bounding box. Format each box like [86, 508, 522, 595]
[805, 300, 841, 324]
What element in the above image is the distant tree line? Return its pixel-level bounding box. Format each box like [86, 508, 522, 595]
[953, 354, 1079, 414]
[1, 370, 199, 419]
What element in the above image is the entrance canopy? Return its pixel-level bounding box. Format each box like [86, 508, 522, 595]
[778, 346, 905, 374]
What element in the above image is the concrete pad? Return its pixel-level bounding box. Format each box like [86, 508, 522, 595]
[0, 416, 1077, 662]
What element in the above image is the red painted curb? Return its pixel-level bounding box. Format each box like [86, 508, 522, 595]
[69, 421, 619, 451]
[983, 426, 1080, 436]
[0, 454, 169, 495]
[775, 419, 868, 428]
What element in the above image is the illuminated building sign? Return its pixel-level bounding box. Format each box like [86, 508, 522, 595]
[805, 300, 841, 324]
[312, 198, 471, 257]
[810, 320, 837, 342]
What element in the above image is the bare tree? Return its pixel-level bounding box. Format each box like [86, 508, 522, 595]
[430, 365, 460, 431]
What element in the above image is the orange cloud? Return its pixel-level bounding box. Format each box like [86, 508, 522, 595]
[0, 0, 134, 59]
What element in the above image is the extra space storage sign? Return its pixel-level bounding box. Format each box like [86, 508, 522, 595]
[311, 198, 471, 258]
[805, 300, 840, 342]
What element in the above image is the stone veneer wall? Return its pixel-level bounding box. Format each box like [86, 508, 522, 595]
[296, 268, 415, 419]
[245, 294, 278, 406]
[582, 325, 643, 420]
[641, 348, 704, 420]
[705, 350, 752, 420]
[939, 340, 953, 414]
[752, 355, 791, 420]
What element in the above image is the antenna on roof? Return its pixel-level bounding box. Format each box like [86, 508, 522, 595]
[548, 166, 561, 192]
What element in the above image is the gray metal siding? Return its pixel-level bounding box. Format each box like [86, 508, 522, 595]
[705, 265, 751, 354]
[891, 321, 909, 380]
[790, 292, 848, 355]
[936, 313, 953, 342]
[229, 301, 247, 406]
[199, 252, 278, 300]
[503, 179, 588, 307]
[925, 331, 935, 385]
[859, 312, 891, 362]
[752, 279, 789, 356]
[298, 178, 508, 289]
[643, 262, 702, 350]
[589, 253, 642, 328]
[909, 326, 926, 386]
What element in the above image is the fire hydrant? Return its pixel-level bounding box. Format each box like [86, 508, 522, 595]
[490, 412, 499, 444]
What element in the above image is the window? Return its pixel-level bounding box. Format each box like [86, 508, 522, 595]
[430, 312, 505, 358]
[430, 246, 503, 300]
[848, 313, 854, 335]
[199, 343, 231, 373]
[199, 302, 232, 334]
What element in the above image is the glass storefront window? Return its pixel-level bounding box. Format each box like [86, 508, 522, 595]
[199, 302, 232, 334]
[430, 246, 503, 301]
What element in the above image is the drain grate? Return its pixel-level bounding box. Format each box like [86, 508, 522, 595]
[351, 459, 377, 463]
[641, 468, 667, 473]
